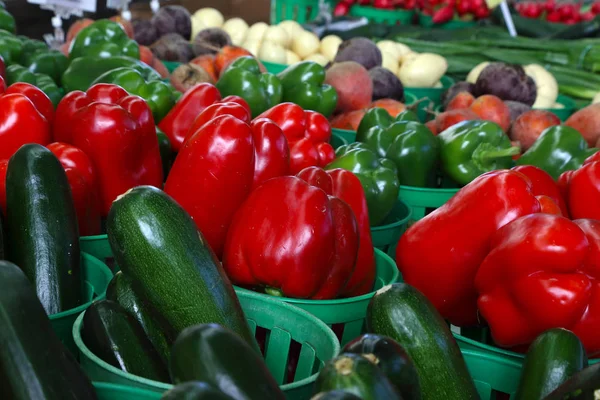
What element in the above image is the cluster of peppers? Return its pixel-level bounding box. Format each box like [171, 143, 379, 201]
[396, 160, 600, 354]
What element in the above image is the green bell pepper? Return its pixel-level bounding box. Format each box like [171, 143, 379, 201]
[326, 142, 400, 226]
[92, 67, 176, 123]
[20, 49, 68, 85]
[356, 108, 439, 187]
[62, 55, 161, 93]
[439, 120, 521, 186]
[156, 127, 173, 179]
[0, 8, 15, 34]
[6, 64, 63, 107]
[19, 37, 48, 55]
[0, 30, 22, 64]
[516, 125, 599, 180]
[277, 61, 337, 118]
[396, 109, 419, 122]
[216, 56, 282, 118]
[69, 20, 139, 60]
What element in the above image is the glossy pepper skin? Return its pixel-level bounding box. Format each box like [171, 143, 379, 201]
[512, 165, 568, 217]
[156, 127, 173, 180]
[68, 20, 139, 60]
[165, 115, 290, 258]
[0, 29, 22, 64]
[0, 80, 52, 161]
[158, 83, 222, 152]
[258, 103, 335, 174]
[326, 142, 400, 226]
[47, 142, 101, 236]
[184, 99, 252, 145]
[277, 61, 337, 117]
[216, 56, 282, 118]
[297, 167, 375, 297]
[517, 126, 599, 180]
[223, 175, 359, 300]
[396, 170, 553, 326]
[439, 120, 521, 186]
[62, 55, 162, 93]
[54, 83, 163, 216]
[6, 64, 63, 107]
[0, 8, 15, 34]
[20, 49, 68, 84]
[560, 157, 600, 220]
[475, 214, 600, 353]
[91, 67, 176, 123]
[356, 108, 439, 187]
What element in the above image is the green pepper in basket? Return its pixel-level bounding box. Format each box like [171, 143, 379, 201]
[0, 30, 22, 64]
[20, 49, 68, 85]
[439, 120, 520, 186]
[277, 61, 337, 118]
[91, 67, 176, 123]
[18, 37, 48, 55]
[326, 142, 399, 226]
[6, 64, 63, 106]
[356, 108, 439, 188]
[68, 20, 139, 60]
[0, 7, 15, 34]
[216, 56, 282, 118]
[516, 125, 599, 180]
[62, 55, 161, 93]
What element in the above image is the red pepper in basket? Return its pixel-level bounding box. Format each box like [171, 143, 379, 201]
[560, 159, 600, 220]
[47, 142, 101, 236]
[185, 101, 252, 144]
[512, 165, 568, 216]
[53, 83, 163, 216]
[165, 115, 289, 258]
[475, 214, 600, 353]
[223, 175, 359, 300]
[257, 103, 335, 174]
[396, 170, 558, 326]
[296, 166, 376, 297]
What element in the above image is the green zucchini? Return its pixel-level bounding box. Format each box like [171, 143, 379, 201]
[0, 261, 97, 399]
[170, 323, 285, 400]
[156, 127, 172, 180]
[515, 328, 587, 400]
[315, 353, 401, 400]
[106, 271, 174, 363]
[311, 390, 364, 400]
[107, 186, 257, 351]
[366, 283, 478, 400]
[543, 363, 600, 400]
[343, 333, 420, 400]
[82, 299, 170, 382]
[6, 143, 81, 314]
[161, 382, 234, 400]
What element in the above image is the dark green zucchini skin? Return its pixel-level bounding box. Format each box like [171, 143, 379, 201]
[515, 328, 587, 400]
[315, 353, 401, 400]
[82, 299, 170, 382]
[311, 390, 364, 400]
[161, 382, 234, 400]
[366, 283, 478, 400]
[106, 271, 174, 363]
[107, 186, 257, 352]
[169, 323, 285, 400]
[6, 143, 81, 314]
[343, 333, 421, 400]
[0, 261, 97, 399]
[543, 363, 600, 400]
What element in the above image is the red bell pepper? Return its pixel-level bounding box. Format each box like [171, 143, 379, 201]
[55, 83, 163, 216]
[158, 83, 222, 152]
[47, 142, 101, 236]
[475, 213, 600, 353]
[560, 159, 600, 220]
[223, 175, 360, 299]
[257, 103, 335, 174]
[296, 166, 375, 297]
[396, 170, 557, 326]
[164, 115, 289, 258]
[0, 81, 52, 161]
[512, 165, 568, 216]
[184, 101, 252, 145]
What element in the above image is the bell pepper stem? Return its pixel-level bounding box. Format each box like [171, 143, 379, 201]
[477, 146, 521, 160]
[265, 287, 284, 297]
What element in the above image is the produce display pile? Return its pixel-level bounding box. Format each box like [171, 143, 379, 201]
[3, 0, 600, 399]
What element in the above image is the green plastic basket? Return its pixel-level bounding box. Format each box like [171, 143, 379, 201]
[405, 75, 454, 122]
[330, 131, 349, 149]
[462, 350, 521, 400]
[398, 184, 459, 222]
[332, 128, 356, 144]
[272, 0, 322, 23]
[162, 61, 181, 74]
[80, 234, 112, 264]
[263, 60, 289, 75]
[418, 12, 478, 29]
[349, 5, 415, 24]
[236, 248, 399, 346]
[50, 252, 113, 353]
[94, 383, 161, 400]
[539, 94, 576, 121]
[370, 199, 411, 254]
[74, 290, 340, 400]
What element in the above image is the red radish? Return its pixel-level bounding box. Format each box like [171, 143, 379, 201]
[470, 95, 511, 132]
[510, 110, 561, 151]
[592, 1, 600, 14]
[374, 0, 394, 8]
[457, 0, 471, 15]
[546, 10, 562, 22]
[582, 11, 595, 20]
[334, 3, 351, 15]
[432, 5, 455, 23]
[474, 7, 490, 19]
[545, 0, 556, 12]
[447, 92, 475, 110]
[405, 0, 417, 9]
[436, 109, 480, 132]
[358, 0, 371, 4]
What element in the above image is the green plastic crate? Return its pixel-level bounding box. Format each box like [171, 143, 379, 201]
[94, 383, 161, 400]
[272, 0, 321, 24]
[50, 252, 113, 353]
[80, 234, 112, 264]
[349, 5, 415, 24]
[462, 350, 521, 400]
[330, 131, 349, 149]
[539, 94, 576, 122]
[405, 75, 454, 122]
[398, 184, 459, 222]
[418, 12, 478, 29]
[74, 290, 340, 400]
[236, 248, 399, 346]
[371, 200, 411, 254]
[332, 128, 356, 144]
[162, 61, 181, 73]
[263, 60, 289, 75]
